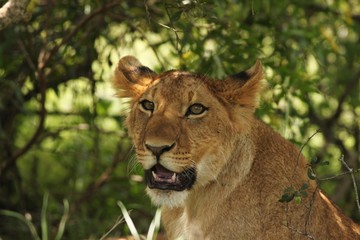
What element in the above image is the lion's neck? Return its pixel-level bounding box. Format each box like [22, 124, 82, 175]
[218, 133, 255, 190]
[185, 132, 255, 208]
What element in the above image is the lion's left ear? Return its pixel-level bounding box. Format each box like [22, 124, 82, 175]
[219, 60, 264, 110]
[113, 56, 157, 100]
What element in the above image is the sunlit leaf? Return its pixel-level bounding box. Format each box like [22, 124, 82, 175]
[294, 196, 302, 204]
[307, 168, 316, 180]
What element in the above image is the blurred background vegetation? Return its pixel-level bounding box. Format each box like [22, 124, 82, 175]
[0, 0, 359, 239]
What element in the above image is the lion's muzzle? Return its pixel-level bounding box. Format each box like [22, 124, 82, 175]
[145, 164, 196, 191]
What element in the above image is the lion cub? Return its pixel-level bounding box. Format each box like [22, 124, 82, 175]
[113, 56, 360, 239]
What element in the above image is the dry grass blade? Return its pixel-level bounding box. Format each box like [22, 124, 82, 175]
[117, 201, 141, 240]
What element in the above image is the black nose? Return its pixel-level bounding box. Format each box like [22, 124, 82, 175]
[145, 143, 175, 159]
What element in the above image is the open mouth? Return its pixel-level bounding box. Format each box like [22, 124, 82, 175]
[144, 164, 196, 191]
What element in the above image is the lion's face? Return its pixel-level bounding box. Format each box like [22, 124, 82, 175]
[128, 72, 237, 207]
[113, 56, 263, 207]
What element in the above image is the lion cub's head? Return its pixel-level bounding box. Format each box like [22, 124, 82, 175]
[113, 56, 263, 207]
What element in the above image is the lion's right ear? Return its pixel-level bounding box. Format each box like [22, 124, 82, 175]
[113, 56, 157, 100]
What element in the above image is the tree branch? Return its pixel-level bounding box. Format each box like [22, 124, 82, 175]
[39, 0, 120, 71]
[1, 56, 47, 174]
[0, 0, 30, 30]
[71, 141, 131, 213]
[330, 72, 360, 124]
[0, 1, 121, 176]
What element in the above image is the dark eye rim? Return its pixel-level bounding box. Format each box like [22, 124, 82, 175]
[186, 103, 208, 116]
[140, 99, 155, 112]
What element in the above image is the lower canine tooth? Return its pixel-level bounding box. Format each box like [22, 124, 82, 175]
[171, 173, 176, 182]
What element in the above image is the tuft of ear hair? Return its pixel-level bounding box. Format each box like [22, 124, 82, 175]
[219, 60, 265, 110]
[113, 56, 157, 100]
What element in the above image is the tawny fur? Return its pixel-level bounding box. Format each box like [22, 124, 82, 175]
[113, 56, 360, 240]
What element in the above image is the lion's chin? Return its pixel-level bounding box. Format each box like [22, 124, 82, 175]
[146, 187, 189, 208]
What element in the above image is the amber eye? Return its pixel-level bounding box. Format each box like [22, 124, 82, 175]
[186, 103, 208, 116]
[140, 100, 155, 112]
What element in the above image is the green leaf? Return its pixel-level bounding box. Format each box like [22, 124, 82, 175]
[0, 210, 40, 240]
[301, 191, 308, 198]
[300, 183, 309, 191]
[41, 193, 49, 240]
[307, 168, 316, 180]
[279, 193, 295, 203]
[310, 156, 320, 165]
[54, 199, 69, 240]
[294, 196, 302, 204]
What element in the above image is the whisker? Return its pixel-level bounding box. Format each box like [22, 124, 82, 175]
[127, 153, 139, 174]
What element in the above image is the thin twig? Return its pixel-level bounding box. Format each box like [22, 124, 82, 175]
[162, 0, 181, 52]
[318, 168, 360, 181]
[339, 155, 360, 215]
[157, 22, 181, 32]
[17, 39, 37, 72]
[144, 0, 151, 24]
[284, 225, 316, 240]
[8, 47, 47, 164]
[291, 129, 321, 181]
[130, 23, 166, 69]
[99, 215, 125, 240]
[283, 129, 320, 240]
[304, 185, 318, 238]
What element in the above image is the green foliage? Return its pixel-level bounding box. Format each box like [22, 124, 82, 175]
[0, 193, 69, 240]
[279, 183, 309, 204]
[0, 0, 360, 238]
